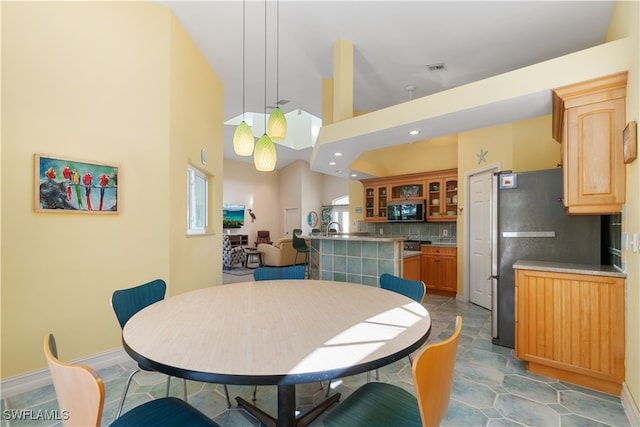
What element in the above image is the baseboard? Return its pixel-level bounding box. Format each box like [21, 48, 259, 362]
[621, 382, 640, 427]
[0, 348, 129, 399]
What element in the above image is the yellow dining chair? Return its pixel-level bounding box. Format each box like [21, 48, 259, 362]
[44, 333, 220, 427]
[323, 316, 462, 427]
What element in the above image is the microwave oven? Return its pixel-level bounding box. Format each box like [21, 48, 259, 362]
[387, 200, 426, 222]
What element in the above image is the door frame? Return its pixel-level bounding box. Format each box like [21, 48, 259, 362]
[462, 162, 501, 303]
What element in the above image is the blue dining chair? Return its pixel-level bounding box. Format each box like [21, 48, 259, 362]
[251, 265, 306, 401]
[324, 316, 462, 427]
[374, 273, 426, 380]
[327, 272, 427, 395]
[44, 333, 220, 427]
[111, 279, 231, 417]
[380, 273, 426, 303]
[253, 265, 305, 281]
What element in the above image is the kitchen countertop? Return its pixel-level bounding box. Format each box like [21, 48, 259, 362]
[513, 260, 626, 278]
[309, 233, 404, 242]
[403, 250, 421, 258]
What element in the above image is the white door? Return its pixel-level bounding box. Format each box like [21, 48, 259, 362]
[468, 170, 493, 309]
[284, 208, 300, 237]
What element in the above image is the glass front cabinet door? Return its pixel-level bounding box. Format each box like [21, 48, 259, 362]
[427, 178, 457, 221]
[364, 185, 389, 222]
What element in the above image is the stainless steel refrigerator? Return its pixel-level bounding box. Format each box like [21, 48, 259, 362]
[490, 168, 601, 348]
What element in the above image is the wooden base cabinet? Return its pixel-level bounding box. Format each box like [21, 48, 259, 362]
[402, 255, 421, 282]
[515, 269, 625, 395]
[420, 246, 456, 297]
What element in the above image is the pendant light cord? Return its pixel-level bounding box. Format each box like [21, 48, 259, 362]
[264, 0, 267, 129]
[276, 0, 279, 104]
[242, 0, 246, 120]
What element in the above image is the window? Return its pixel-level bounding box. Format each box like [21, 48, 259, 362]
[187, 165, 208, 234]
[330, 196, 349, 232]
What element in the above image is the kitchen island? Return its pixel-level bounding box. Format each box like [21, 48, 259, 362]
[308, 234, 404, 285]
[514, 260, 626, 395]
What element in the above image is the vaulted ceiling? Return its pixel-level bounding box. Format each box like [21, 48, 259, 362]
[154, 1, 615, 176]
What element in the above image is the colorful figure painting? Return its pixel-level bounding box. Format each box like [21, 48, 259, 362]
[35, 154, 119, 213]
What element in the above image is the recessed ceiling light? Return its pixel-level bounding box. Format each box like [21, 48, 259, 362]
[351, 173, 357, 177]
[329, 161, 336, 166]
[409, 130, 420, 136]
[334, 152, 343, 156]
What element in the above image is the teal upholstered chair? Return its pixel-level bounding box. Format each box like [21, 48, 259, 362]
[380, 272, 426, 304]
[324, 316, 462, 427]
[251, 265, 306, 400]
[44, 334, 220, 427]
[253, 265, 305, 281]
[371, 273, 427, 380]
[111, 279, 231, 416]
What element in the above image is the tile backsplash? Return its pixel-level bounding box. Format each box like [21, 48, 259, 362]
[358, 221, 457, 244]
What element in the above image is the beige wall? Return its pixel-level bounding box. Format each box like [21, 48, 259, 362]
[222, 158, 281, 242]
[1, 2, 223, 378]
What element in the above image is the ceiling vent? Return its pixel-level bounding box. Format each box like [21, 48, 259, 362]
[426, 63, 447, 72]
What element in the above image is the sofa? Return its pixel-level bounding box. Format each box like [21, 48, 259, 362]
[258, 238, 307, 267]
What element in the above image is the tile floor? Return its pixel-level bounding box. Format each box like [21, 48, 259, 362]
[1, 271, 632, 427]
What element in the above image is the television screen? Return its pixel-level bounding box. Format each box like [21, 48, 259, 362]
[223, 204, 245, 228]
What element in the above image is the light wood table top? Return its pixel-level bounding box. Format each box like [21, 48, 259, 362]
[122, 280, 431, 426]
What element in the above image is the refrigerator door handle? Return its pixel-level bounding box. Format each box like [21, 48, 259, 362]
[491, 277, 498, 338]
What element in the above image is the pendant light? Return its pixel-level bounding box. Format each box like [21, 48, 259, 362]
[267, 0, 287, 141]
[254, 0, 277, 171]
[233, 0, 254, 156]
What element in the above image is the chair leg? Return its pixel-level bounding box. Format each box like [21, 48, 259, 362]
[165, 375, 171, 397]
[253, 385, 258, 401]
[223, 384, 231, 408]
[116, 368, 140, 419]
[182, 378, 188, 401]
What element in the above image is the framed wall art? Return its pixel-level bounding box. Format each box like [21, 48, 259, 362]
[623, 121, 637, 164]
[35, 154, 119, 213]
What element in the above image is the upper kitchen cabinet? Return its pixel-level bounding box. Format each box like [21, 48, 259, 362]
[552, 72, 627, 214]
[426, 174, 458, 222]
[364, 184, 389, 222]
[361, 169, 457, 223]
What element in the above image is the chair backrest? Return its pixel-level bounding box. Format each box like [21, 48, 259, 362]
[111, 279, 167, 329]
[292, 229, 307, 251]
[412, 315, 462, 427]
[256, 230, 271, 245]
[253, 265, 305, 281]
[44, 334, 104, 427]
[379, 273, 426, 303]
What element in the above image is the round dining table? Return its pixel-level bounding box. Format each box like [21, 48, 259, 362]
[122, 280, 432, 427]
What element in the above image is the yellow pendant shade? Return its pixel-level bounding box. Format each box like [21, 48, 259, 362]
[267, 107, 287, 141]
[233, 120, 255, 156]
[254, 133, 277, 171]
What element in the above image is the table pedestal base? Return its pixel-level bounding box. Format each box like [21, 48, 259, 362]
[235, 384, 341, 427]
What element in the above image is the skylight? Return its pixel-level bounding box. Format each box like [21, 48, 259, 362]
[225, 109, 321, 150]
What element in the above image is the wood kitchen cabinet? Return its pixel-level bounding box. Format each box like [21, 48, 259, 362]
[402, 255, 421, 281]
[515, 267, 625, 395]
[420, 246, 456, 296]
[552, 72, 627, 214]
[361, 168, 457, 223]
[426, 175, 458, 222]
[364, 184, 389, 222]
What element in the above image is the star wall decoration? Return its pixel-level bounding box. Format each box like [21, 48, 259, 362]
[477, 148, 488, 164]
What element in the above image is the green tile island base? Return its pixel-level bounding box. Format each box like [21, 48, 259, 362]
[308, 235, 404, 285]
